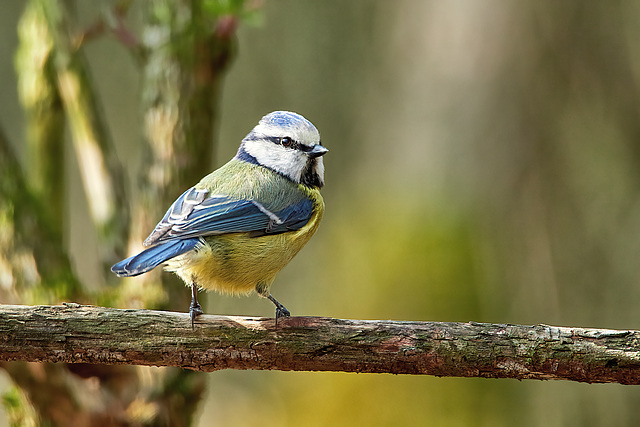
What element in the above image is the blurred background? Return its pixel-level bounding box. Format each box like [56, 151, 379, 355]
[2, 1, 640, 426]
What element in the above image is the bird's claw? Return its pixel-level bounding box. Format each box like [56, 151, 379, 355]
[264, 293, 290, 326]
[274, 306, 290, 326]
[189, 282, 203, 329]
[276, 306, 290, 319]
[190, 302, 203, 329]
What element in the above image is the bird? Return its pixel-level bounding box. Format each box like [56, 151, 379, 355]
[111, 111, 327, 326]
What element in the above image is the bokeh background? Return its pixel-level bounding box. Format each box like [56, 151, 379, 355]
[3, 1, 640, 425]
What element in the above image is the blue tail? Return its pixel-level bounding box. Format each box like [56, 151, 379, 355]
[111, 238, 200, 277]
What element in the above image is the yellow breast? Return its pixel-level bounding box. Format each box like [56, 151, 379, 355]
[165, 187, 324, 295]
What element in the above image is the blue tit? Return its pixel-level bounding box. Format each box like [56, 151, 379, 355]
[111, 111, 327, 326]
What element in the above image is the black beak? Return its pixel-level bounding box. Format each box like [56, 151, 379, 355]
[308, 144, 328, 158]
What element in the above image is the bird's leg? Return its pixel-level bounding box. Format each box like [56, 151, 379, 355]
[267, 294, 290, 326]
[256, 282, 290, 325]
[189, 281, 203, 328]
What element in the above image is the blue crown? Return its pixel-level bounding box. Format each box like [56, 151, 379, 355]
[261, 111, 317, 132]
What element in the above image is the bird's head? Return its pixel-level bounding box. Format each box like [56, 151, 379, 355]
[236, 111, 328, 188]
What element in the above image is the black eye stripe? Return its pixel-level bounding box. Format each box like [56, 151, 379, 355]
[253, 135, 319, 152]
[260, 136, 281, 144]
[261, 135, 302, 150]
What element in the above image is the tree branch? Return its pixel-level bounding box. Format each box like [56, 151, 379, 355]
[1, 304, 639, 384]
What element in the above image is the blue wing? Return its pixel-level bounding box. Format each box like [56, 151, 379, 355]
[143, 186, 314, 246]
[111, 238, 200, 277]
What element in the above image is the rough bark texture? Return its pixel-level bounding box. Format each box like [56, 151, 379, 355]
[1, 304, 639, 384]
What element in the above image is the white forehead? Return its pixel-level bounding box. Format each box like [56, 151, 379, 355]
[253, 111, 320, 145]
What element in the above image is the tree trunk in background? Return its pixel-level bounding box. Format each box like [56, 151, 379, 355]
[124, 0, 235, 314]
[40, 0, 130, 273]
[9, 0, 83, 307]
[3, 0, 241, 425]
[15, 1, 65, 245]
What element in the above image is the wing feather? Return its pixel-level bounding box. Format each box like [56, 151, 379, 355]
[143, 186, 314, 246]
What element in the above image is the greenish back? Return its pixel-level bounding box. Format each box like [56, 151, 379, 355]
[195, 159, 309, 211]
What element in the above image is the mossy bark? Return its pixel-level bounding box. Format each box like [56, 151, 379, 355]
[1, 304, 639, 385]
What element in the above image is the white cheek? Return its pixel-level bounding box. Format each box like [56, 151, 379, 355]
[314, 158, 325, 182]
[244, 140, 307, 182]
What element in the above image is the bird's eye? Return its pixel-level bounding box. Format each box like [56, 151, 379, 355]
[281, 137, 293, 147]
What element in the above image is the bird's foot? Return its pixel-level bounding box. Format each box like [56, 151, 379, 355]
[267, 294, 290, 326]
[189, 302, 203, 329]
[276, 306, 290, 319]
[190, 282, 203, 329]
[274, 306, 290, 327]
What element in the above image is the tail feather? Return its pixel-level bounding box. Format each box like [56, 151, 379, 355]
[111, 238, 200, 277]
